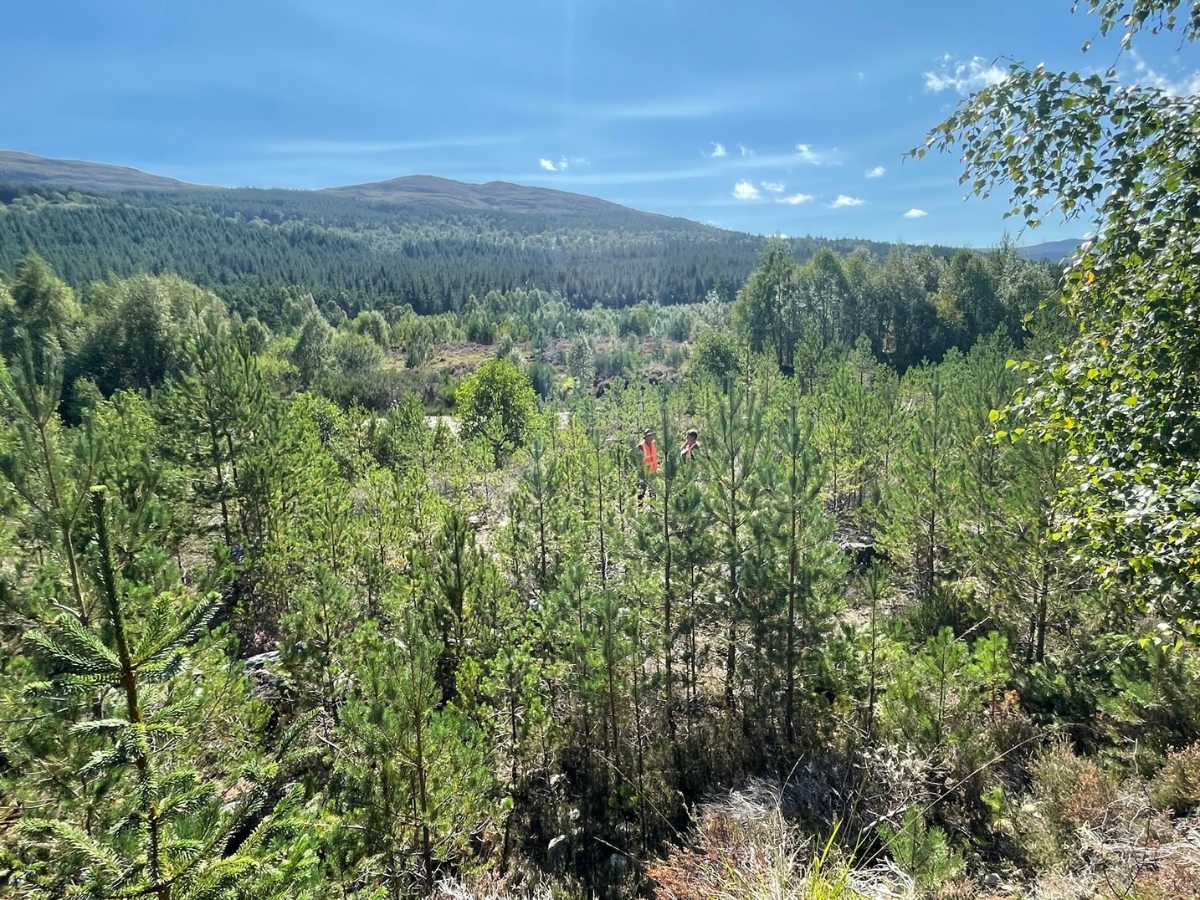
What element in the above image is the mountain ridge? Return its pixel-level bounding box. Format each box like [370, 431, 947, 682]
[1017, 238, 1083, 262]
[0, 150, 967, 321]
[0, 150, 197, 193]
[0, 150, 690, 227]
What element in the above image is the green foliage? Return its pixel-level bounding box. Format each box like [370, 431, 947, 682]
[4, 167, 1200, 898]
[1, 254, 80, 381]
[566, 334, 595, 391]
[10, 488, 312, 899]
[921, 0, 1200, 625]
[333, 614, 496, 896]
[690, 327, 740, 380]
[1148, 742, 1200, 815]
[292, 314, 331, 389]
[455, 359, 537, 465]
[71, 274, 227, 397]
[877, 806, 963, 887]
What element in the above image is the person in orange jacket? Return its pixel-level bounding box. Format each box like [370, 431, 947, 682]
[636, 428, 658, 508]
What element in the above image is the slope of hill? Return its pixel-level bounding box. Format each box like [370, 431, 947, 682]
[0, 150, 195, 193]
[0, 151, 686, 226]
[1018, 238, 1082, 262]
[0, 151, 936, 322]
[323, 173, 688, 223]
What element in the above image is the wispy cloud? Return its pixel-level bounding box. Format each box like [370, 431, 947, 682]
[924, 55, 1007, 93]
[778, 193, 813, 205]
[795, 143, 839, 166]
[739, 144, 754, 157]
[540, 157, 570, 172]
[708, 142, 728, 158]
[829, 195, 865, 208]
[265, 135, 523, 155]
[591, 96, 740, 120]
[904, 208, 928, 218]
[796, 143, 821, 165]
[866, 166, 886, 178]
[1128, 52, 1200, 95]
[761, 181, 785, 193]
[732, 181, 761, 200]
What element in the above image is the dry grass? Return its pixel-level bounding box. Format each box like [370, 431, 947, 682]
[646, 781, 911, 900]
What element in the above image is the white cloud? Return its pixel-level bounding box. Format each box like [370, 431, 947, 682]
[732, 181, 761, 200]
[778, 193, 813, 205]
[708, 142, 728, 158]
[739, 144, 754, 157]
[829, 195, 865, 208]
[1128, 52, 1200, 95]
[539, 158, 559, 171]
[761, 181, 785, 193]
[539, 157, 570, 172]
[904, 208, 928, 218]
[796, 143, 820, 165]
[866, 166, 886, 178]
[924, 55, 1007, 93]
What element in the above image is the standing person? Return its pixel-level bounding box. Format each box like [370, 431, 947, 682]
[636, 428, 659, 508]
[680, 428, 701, 463]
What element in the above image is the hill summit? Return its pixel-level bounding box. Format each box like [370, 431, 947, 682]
[0, 150, 681, 223]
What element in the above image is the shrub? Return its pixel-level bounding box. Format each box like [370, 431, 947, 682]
[456, 359, 537, 465]
[526, 361, 557, 400]
[690, 327, 739, 380]
[351, 309, 388, 347]
[1031, 740, 1119, 835]
[1149, 743, 1200, 816]
[594, 348, 635, 381]
[877, 806, 963, 888]
[331, 330, 384, 377]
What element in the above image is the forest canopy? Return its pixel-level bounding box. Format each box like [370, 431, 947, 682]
[2, 2, 1200, 897]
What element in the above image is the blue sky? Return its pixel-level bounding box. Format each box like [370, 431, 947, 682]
[3, 0, 1198, 246]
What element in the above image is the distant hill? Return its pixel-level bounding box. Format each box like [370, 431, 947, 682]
[1018, 238, 1082, 262]
[0, 150, 949, 322]
[323, 174, 687, 223]
[0, 151, 687, 227]
[0, 150, 195, 193]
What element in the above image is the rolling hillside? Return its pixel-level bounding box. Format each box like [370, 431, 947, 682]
[0, 151, 932, 321]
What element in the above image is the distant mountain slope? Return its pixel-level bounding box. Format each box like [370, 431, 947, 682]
[0, 151, 949, 323]
[0, 150, 194, 193]
[323, 174, 687, 223]
[1018, 238, 1082, 262]
[0, 151, 687, 227]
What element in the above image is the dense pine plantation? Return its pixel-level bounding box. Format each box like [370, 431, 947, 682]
[0, 180, 914, 319]
[1, 227, 1198, 900]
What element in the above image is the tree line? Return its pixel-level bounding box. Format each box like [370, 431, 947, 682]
[0, 182, 918, 321]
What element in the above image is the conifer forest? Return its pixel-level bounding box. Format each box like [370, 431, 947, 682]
[2, 3, 1200, 898]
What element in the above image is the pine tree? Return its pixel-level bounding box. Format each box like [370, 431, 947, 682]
[0, 336, 96, 623]
[334, 609, 495, 897]
[15, 488, 309, 900]
[776, 396, 831, 744]
[701, 379, 766, 709]
[881, 364, 958, 599]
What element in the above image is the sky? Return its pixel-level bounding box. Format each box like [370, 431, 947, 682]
[3, 0, 1198, 246]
